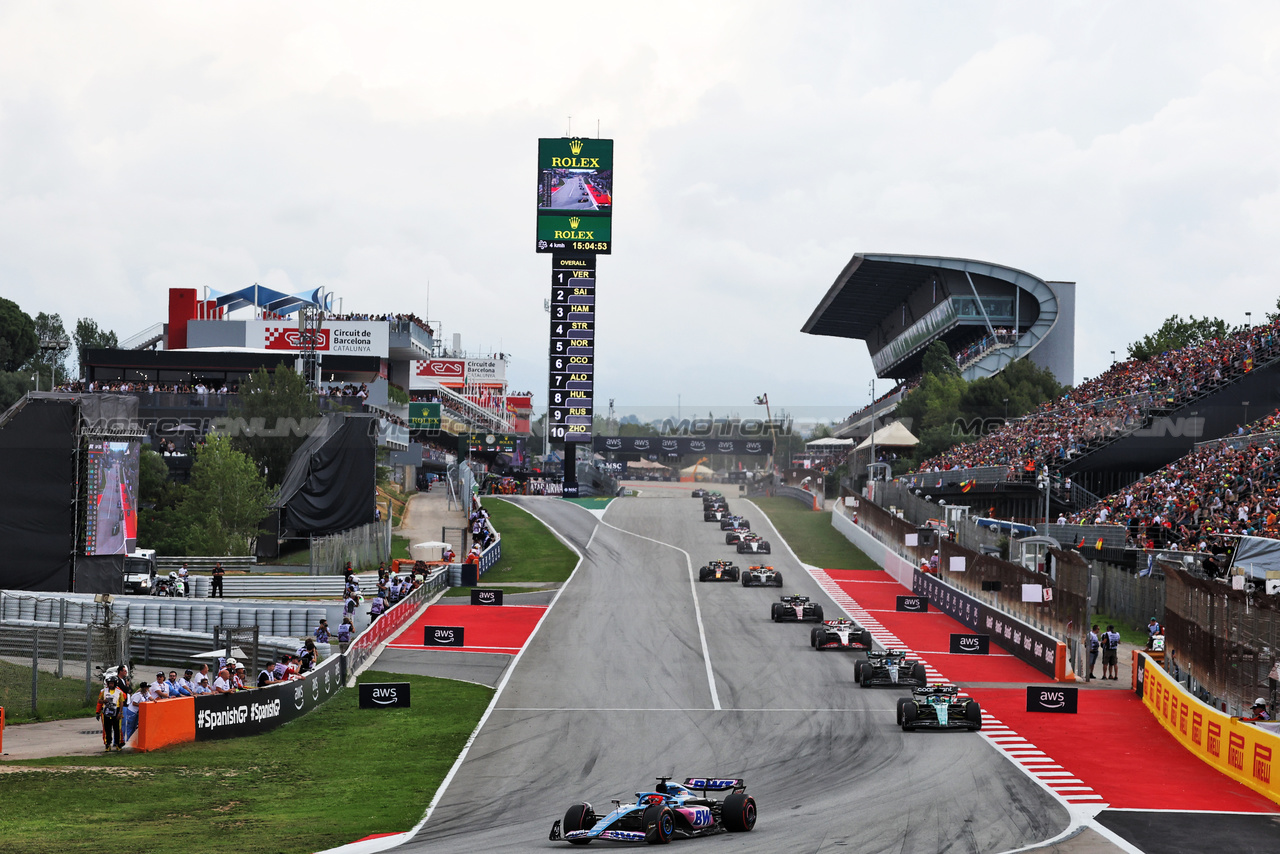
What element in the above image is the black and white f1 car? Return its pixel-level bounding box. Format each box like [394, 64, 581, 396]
[741, 565, 783, 587]
[855, 650, 928, 687]
[736, 533, 772, 555]
[550, 776, 757, 845]
[698, 561, 740, 582]
[691, 488, 708, 498]
[700, 492, 724, 507]
[719, 514, 750, 530]
[770, 594, 822, 621]
[810, 619, 874, 651]
[724, 526, 751, 544]
[704, 508, 730, 522]
[897, 685, 982, 731]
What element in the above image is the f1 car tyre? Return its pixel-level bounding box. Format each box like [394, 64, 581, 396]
[812, 604, 823, 621]
[742, 573, 751, 587]
[896, 697, 910, 725]
[911, 663, 928, 684]
[772, 571, 784, 587]
[740, 519, 750, 530]
[722, 793, 757, 833]
[811, 626, 821, 648]
[643, 804, 674, 844]
[859, 629, 874, 649]
[965, 702, 983, 729]
[770, 603, 781, 621]
[762, 545, 771, 554]
[730, 567, 741, 581]
[563, 803, 597, 845]
[854, 659, 865, 680]
[902, 701, 919, 731]
[698, 567, 709, 582]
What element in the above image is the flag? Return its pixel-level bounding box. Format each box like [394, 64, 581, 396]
[1245, 357, 1253, 372]
[1095, 537, 1104, 550]
[1139, 555, 1153, 577]
[1078, 536, 1087, 549]
[961, 480, 973, 493]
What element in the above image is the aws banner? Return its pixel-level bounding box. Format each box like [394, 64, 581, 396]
[593, 437, 773, 455]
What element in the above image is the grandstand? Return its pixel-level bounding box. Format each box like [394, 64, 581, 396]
[803, 253, 1075, 385]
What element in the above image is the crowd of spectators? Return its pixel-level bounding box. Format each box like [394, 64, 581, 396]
[954, 329, 1018, 369]
[324, 311, 433, 337]
[914, 318, 1280, 475]
[1068, 408, 1280, 552]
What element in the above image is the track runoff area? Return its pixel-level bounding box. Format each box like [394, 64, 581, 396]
[338, 493, 1279, 854]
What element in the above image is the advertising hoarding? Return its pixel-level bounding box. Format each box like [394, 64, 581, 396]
[408, 402, 441, 432]
[246, 320, 388, 357]
[536, 137, 613, 255]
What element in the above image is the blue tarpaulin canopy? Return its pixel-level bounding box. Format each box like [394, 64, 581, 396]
[207, 285, 330, 316]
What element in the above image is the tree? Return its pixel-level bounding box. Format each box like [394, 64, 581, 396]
[22, 312, 71, 388]
[0, 370, 34, 411]
[228, 367, 321, 487]
[921, 340, 960, 378]
[1127, 314, 1233, 361]
[74, 318, 118, 378]
[181, 435, 274, 555]
[0, 297, 38, 373]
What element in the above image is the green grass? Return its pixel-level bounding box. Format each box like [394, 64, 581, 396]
[748, 497, 880, 571]
[443, 584, 558, 597]
[482, 499, 578, 584]
[0, 660, 95, 724]
[1091, 612, 1150, 647]
[0, 670, 493, 853]
[391, 534, 411, 561]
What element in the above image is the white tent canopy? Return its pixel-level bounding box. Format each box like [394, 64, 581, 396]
[806, 437, 855, 448]
[855, 421, 920, 450]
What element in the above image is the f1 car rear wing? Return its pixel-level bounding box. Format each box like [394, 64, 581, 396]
[683, 777, 746, 794]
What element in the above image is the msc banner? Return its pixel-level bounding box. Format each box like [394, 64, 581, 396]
[471, 589, 504, 606]
[950, 633, 991, 654]
[914, 573, 1058, 677]
[896, 595, 928, 612]
[193, 655, 344, 741]
[359, 682, 411, 709]
[1026, 686, 1078, 713]
[424, 625, 465, 647]
[593, 436, 774, 456]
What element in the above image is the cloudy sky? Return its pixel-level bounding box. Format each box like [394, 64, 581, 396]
[2, 1, 1277, 419]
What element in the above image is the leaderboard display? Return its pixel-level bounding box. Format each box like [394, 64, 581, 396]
[547, 255, 595, 444]
[536, 137, 613, 255]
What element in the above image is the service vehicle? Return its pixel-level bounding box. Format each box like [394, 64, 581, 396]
[123, 548, 156, 595]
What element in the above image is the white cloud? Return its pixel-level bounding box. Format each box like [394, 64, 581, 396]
[1, 1, 1279, 418]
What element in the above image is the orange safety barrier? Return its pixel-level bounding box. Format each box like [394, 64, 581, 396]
[1054, 642, 1073, 682]
[134, 696, 195, 752]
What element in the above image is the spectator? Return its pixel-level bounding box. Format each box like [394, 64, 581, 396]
[1245, 698, 1271, 722]
[149, 672, 171, 700]
[232, 664, 248, 691]
[212, 668, 233, 694]
[114, 664, 132, 695]
[1087, 625, 1100, 681]
[257, 664, 276, 688]
[124, 681, 149, 742]
[166, 670, 182, 697]
[193, 674, 212, 695]
[1146, 618, 1162, 647]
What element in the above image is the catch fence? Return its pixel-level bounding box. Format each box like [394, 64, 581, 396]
[308, 519, 390, 575]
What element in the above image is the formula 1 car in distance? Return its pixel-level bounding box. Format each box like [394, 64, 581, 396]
[810, 619, 873, 652]
[741, 565, 783, 587]
[770, 594, 823, 621]
[698, 561, 740, 582]
[724, 526, 752, 544]
[855, 650, 928, 687]
[550, 776, 757, 845]
[691, 488, 708, 498]
[897, 684, 982, 731]
[700, 491, 724, 505]
[736, 533, 772, 555]
[719, 514, 751, 530]
[704, 508, 730, 522]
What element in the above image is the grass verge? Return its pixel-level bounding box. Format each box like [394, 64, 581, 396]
[0, 670, 493, 854]
[748, 497, 879, 571]
[481, 499, 578, 584]
[391, 534, 411, 561]
[0, 660, 95, 724]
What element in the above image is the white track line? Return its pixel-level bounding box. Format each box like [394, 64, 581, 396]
[317, 498, 597, 854]
[596, 517, 721, 711]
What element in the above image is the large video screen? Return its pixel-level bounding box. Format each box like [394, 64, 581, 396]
[85, 439, 140, 556]
[536, 137, 613, 254]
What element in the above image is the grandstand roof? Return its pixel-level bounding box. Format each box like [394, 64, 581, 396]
[800, 253, 1048, 340]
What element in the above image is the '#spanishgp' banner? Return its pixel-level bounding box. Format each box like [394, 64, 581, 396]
[193, 655, 344, 740]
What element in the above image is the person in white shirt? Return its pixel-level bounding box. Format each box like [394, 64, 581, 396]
[124, 682, 150, 742]
[212, 669, 233, 694]
[148, 672, 171, 701]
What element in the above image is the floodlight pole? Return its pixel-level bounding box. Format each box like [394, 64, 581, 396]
[755, 394, 774, 477]
[869, 379, 876, 481]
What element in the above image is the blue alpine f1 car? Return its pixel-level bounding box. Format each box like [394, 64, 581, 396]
[550, 776, 757, 844]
